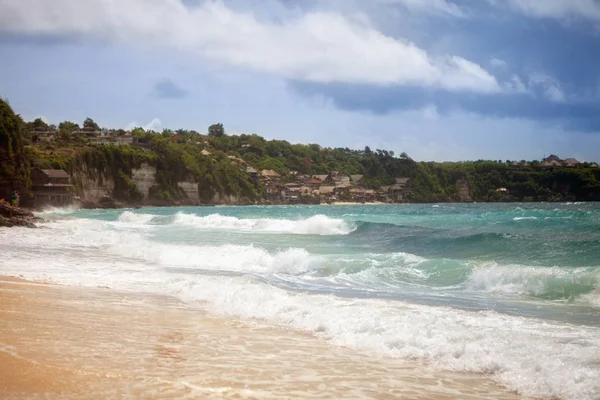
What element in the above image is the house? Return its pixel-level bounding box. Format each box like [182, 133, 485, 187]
[318, 186, 336, 201]
[201, 149, 212, 156]
[116, 137, 134, 146]
[590, 162, 599, 168]
[333, 181, 351, 197]
[281, 187, 301, 203]
[563, 158, 580, 167]
[73, 127, 100, 138]
[31, 168, 75, 206]
[350, 175, 364, 185]
[364, 189, 376, 202]
[246, 166, 259, 175]
[496, 187, 509, 193]
[307, 177, 322, 190]
[394, 177, 410, 187]
[265, 183, 281, 198]
[541, 159, 562, 168]
[313, 174, 334, 185]
[89, 137, 113, 145]
[544, 154, 562, 163]
[227, 155, 246, 164]
[261, 169, 281, 182]
[388, 183, 407, 202]
[349, 188, 366, 202]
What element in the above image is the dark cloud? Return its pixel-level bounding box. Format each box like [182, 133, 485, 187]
[291, 81, 600, 132]
[152, 79, 188, 99]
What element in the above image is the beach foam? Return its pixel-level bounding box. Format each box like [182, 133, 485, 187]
[2, 209, 600, 400]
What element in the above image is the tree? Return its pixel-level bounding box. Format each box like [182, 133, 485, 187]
[208, 123, 225, 137]
[28, 117, 49, 131]
[364, 146, 372, 154]
[83, 117, 99, 130]
[58, 121, 80, 140]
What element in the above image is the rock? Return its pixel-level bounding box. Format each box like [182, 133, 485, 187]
[0, 201, 41, 228]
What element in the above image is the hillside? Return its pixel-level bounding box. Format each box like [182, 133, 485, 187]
[2, 98, 600, 207]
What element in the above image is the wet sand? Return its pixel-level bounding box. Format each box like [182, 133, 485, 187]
[0, 277, 527, 399]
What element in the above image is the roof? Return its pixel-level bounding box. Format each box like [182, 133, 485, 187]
[335, 181, 353, 188]
[380, 185, 391, 191]
[319, 186, 335, 194]
[308, 178, 322, 184]
[313, 174, 329, 181]
[350, 188, 365, 194]
[563, 158, 580, 165]
[246, 166, 258, 174]
[261, 169, 281, 177]
[40, 169, 70, 179]
[541, 160, 561, 167]
[227, 155, 246, 164]
[350, 174, 364, 182]
[201, 149, 211, 156]
[545, 154, 562, 162]
[389, 183, 405, 190]
[394, 177, 410, 184]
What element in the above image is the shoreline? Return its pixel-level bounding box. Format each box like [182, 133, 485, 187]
[0, 276, 527, 399]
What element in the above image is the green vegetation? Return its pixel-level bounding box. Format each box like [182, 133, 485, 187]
[1, 97, 599, 205]
[0, 98, 30, 200]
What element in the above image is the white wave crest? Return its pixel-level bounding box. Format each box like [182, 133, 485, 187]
[117, 211, 156, 224]
[173, 213, 356, 235]
[465, 263, 598, 299]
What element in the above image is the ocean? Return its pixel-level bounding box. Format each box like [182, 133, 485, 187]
[1, 203, 600, 399]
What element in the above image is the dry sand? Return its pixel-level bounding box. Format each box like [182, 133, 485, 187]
[0, 277, 527, 399]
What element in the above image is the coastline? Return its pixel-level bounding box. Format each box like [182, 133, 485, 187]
[0, 276, 527, 399]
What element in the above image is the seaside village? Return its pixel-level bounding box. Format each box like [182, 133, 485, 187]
[27, 125, 595, 206]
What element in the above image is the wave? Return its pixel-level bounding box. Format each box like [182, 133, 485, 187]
[2, 217, 600, 399]
[466, 264, 599, 300]
[171, 213, 356, 235]
[117, 211, 157, 224]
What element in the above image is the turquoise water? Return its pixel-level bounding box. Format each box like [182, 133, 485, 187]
[2, 203, 600, 399]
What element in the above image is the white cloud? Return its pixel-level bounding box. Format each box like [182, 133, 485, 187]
[528, 73, 565, 102]
[506, 74, 528, 93]
[379, 0, 467, 18]
[126, 118, 162, 131]
[490, 58, 508, 68]
[491, 0, 600, 21]
[0, 0, 499, 93]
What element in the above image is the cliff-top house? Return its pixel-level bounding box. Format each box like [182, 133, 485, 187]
[31, 168, 75, 206]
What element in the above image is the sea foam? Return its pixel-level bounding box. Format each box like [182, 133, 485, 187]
[2, 215, 600, 400]
[171, 212, 356, 235]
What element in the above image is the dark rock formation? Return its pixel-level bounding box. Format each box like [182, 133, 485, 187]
[0, 201, 42, 228]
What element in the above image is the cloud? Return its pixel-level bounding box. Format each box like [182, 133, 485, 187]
[528, 73, 565, 102]
[490, 58, 508, 68]
[0, 0, 499, 93]
[506, 74, 528, 93]
[489, 0, 600, 22]
[126, 118, 162, 131]
[378, 0, 467, 18]
[152, 79, 188, 99]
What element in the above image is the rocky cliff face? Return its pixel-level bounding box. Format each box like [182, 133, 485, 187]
[131, 163, 156, 200]
[75, 166, 115, 205]
[73, 163, 243, 207]
[177, 181, 199, 204]
[456, 179, 472, 202]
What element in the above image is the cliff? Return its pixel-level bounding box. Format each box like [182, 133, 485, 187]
[0, 99, 30, 202]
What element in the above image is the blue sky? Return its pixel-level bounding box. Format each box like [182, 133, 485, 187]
[0, 0, 599, 161]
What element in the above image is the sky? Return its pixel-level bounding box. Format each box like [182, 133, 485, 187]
[0, 0, 599, 161]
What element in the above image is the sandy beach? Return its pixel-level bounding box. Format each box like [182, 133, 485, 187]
[0, 276, 527, 399]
